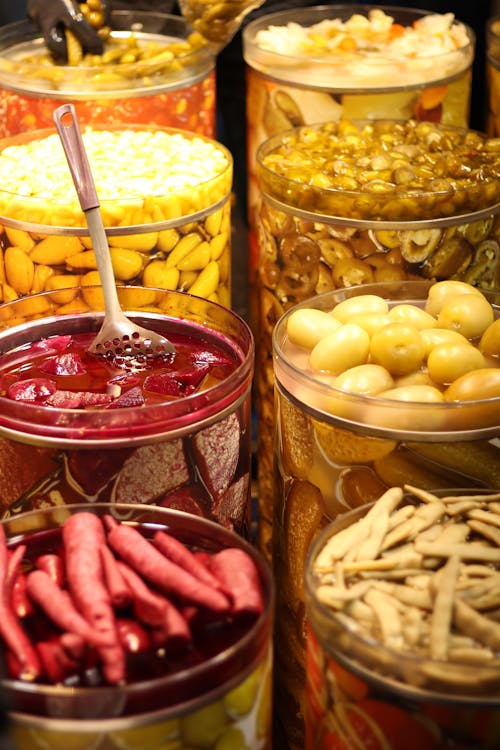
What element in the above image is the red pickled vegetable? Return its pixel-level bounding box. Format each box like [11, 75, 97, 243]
[37, 636, 78, 684]
[40, 353, 86, 376]
[107, 386, 145, 410]
[117, 562, 191, 647]
[7, 545, 26, 587]
[26, 569, 113, 648]
[11, 573, 34, 619]
[106, 521, 230, 613]
[7, 378, 56, 403]
[100, 545, 131, 608]
[209, 548, 264, 619]
[35, 553, 65, 587]
[153, 531, 223, 591]
[116, 618, 150, 654]
[62, 513, 125, 684]
[0, 525, 41, 681]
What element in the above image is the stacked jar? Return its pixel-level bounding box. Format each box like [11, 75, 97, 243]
[273, 279, 500, 749]
[0, 11, 217, 138]
[254, 117, 500, 560]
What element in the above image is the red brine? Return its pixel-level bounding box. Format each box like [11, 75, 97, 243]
[0, 332, 239, 409]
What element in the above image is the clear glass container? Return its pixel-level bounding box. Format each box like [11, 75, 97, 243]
[305, 495, 500, 750]
[2, 503, 273, 750]
[244, 4, 474, 243]
[254, 120, 500, 558]
[0, 12, 216, 137]
[0, 124, 233, 307]
[0, 286, 254, 535]
[272, 280, 500, 750]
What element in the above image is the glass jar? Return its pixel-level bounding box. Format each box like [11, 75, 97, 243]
[0, 124, 232, 308]
[0, 286, 254, 536]
[2, 502, 273, 750]
[272, 280, 500, 750]
[304, 492, 500, 750]
[0, 12, 216, 138]
[254, 119, 500, 557]
[244, 5, 474, 241]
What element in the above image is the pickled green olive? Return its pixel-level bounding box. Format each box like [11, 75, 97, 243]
[420, 327, 471, 358]
[479, 318, 500, 357]
[445, 368, 500, 401]
[310, 324, 370, 374]
[214, 727, 249, 750]
[379, 384, 445, 402]
[437, 293, 494, 340]
[223, 669, 260, 717]
[180, 701, 228, 747]
[287, 308, 341, 349]
[369, 322, 426, 377]
[427, 342, 486, 385]
[387, 303, 436, 330]
[424, 279, 485, 317]
[331, 294, 389, 323]
[347, 313, 392, 336]
[333, 363, 394, 396]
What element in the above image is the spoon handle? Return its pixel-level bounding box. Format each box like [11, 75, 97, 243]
[53, 103, 123, 321]
[53, 103, 100, 212]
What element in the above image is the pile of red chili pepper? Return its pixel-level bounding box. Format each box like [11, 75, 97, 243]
[0, 512, 264, 686]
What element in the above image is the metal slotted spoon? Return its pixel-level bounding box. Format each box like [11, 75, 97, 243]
[53, 103, 175, 362]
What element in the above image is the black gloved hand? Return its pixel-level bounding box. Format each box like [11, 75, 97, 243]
[27, 0, 111, 63]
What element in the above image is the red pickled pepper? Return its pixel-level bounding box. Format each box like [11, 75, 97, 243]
[0, 527, 41, 681]
[105, 518, 231, 613]
[62, 513, 125, 684]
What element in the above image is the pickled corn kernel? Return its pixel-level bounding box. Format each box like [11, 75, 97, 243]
[257, 119, 500, 221]
[0, 129, 231, 229]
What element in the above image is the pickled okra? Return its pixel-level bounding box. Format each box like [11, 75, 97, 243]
[0, 128, 232, 307]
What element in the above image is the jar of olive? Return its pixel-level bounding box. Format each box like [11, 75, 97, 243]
[254, 118, 500, 558]
[272, 279, 500, 750]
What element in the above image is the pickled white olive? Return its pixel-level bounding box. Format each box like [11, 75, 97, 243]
[379, 384, 445, 402]
[310, 323, 370, 374]
[347, 313, 392, 337]
[333, 363, 394, 396]
[420, 327, 471, 358]
[394, 370, 436, 388]
[424, 279, 485, 317]
[479, 318, 500, 357]
[286, 308, 341, 350]
[331, 294, 389, 323]
[369, 322, 426, 377]
[445, 368, 500, 401]
[437, 294, 494, 340]
[427, 342, 486, 385]
[387, 304, 436, 330]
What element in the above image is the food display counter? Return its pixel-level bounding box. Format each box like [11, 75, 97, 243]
[0, 4, 498, 750]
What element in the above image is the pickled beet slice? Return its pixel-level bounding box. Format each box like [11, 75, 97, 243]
[211, 474, 250, 530]
[32, 335, 72, 353]
[107, 386, 145, 410]
[144, 364, 210, 397]
[40, 353, 86, 376]
[7, 378, 57, 403]
[67, 449, 134, 496]
[45, 390, 113, 409]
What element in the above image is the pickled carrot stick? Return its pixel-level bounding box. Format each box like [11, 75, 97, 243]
[7, 545, 33, 618]
[106, 520, 230, 613]
[6, 545, 26, 587]
[210, 548, 264, 619]
[0, 526, 41, 681]
[26, 570, 114, 647]
[100, 545, 131, 608]
[37, 636, 78, 685]
[62, 512, 125, 684]
[116, 561, 168, 627]
[153, 531, 222, 590]
[35, 553, 65, 587]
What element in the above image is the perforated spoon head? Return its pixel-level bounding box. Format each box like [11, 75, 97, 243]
[53, 103, 176, 363]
